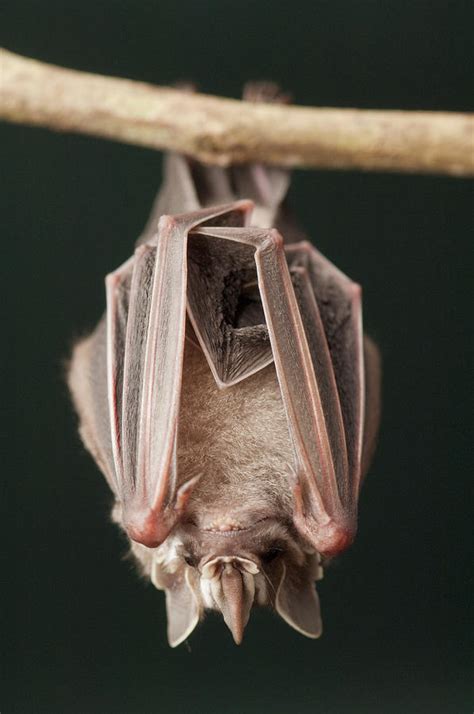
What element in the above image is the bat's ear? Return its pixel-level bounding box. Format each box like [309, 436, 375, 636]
[275, 561, 322, 638]
[152, 562, 201, 648]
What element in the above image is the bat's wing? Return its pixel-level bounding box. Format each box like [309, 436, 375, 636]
[285, 241, 375, 554]
[361, 335, 381, 481]
[111, 201, 257, 547]
[68, 316, 117, 493]
[285, 243, 365, 500]
[71, 200, 253, 548]
[189, 227, 376, 556]
[186, 229, 273, 386]
[286, 247, 381, 492]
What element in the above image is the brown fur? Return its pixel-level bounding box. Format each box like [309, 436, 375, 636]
[177, 337, 294, 525]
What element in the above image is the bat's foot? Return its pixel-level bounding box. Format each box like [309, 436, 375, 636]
[243, 82, 291, 105]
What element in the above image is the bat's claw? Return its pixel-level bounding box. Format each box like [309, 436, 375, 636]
[174, 475, 201, 514]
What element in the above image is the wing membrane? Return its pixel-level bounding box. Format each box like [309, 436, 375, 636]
[286, 242, 365, 505]
[107, 202, 253, 547]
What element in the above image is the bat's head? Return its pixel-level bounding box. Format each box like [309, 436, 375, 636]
[130, 514, 323, 647]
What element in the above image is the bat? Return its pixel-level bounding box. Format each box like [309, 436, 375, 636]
[68, 83, 381, 647]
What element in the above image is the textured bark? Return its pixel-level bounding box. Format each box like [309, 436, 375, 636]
[1, 47, 473, 176]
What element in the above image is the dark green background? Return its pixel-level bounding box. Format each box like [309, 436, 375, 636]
[2, 2, 472, 713]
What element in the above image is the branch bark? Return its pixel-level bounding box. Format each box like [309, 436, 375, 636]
[1, 47, 473, 177]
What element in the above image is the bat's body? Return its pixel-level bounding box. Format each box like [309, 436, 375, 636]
[178, 341, 293, 521]
[69, 84, 381, 647]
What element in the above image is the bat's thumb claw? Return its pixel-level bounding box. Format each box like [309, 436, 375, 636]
[174, 475, 201, 513]
[287, 465, 301, 488]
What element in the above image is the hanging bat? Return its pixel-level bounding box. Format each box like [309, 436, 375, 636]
[68, 83, 381, 647]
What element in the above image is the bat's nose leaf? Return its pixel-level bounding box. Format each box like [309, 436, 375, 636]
[211, 561, 255, 644]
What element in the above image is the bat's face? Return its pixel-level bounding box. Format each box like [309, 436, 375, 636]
[128, 513, 323, 647]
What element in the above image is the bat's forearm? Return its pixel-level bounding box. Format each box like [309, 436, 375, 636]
[1, 47, 473, 177]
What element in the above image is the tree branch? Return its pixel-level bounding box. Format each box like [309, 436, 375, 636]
[1, 47, 473, 177]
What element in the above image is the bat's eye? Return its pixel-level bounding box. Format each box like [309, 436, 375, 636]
[261, 547, 283, 564]
[183, 554, 198, 568]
